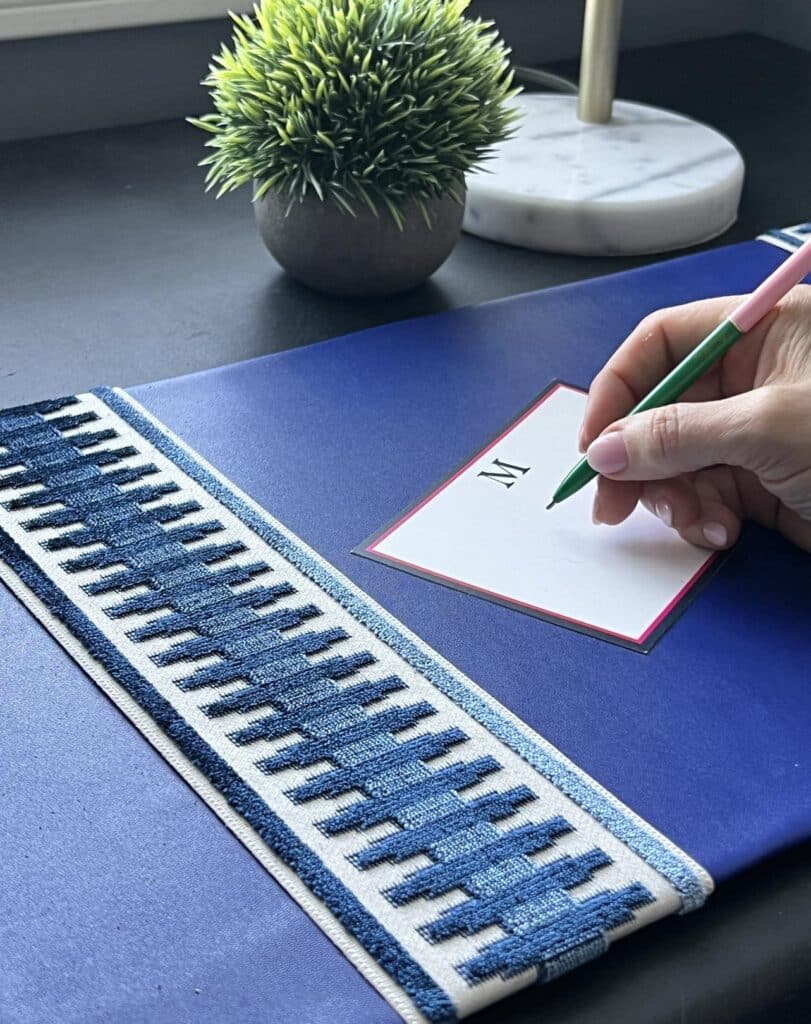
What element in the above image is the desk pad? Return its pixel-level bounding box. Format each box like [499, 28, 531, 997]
[2, 227, 810, 1024]
[0, 388, 709, 1023]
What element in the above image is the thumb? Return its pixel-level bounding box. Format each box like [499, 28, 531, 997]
[585, 393, 759, 481]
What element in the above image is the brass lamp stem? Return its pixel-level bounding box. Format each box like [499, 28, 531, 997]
[577, 0, 624, 124]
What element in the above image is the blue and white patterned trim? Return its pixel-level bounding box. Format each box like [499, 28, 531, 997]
[757, 221, 811, 253]
[0, 389, 713, 1023]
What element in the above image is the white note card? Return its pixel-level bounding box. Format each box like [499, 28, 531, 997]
[358, 383, 718, 651]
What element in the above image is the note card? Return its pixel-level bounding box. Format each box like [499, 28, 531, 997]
[357, 383, 718, 651]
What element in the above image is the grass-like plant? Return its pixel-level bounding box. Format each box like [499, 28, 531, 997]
[190, 0, 519, 226]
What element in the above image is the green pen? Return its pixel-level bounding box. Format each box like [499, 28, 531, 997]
[547, 236, 811, 509]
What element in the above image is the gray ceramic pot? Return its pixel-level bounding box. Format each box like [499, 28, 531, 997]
[254, 186, 465, 297]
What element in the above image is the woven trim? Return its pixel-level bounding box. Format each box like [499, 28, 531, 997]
[0, 389, 713, 1023]
[757, 221, 811, 253]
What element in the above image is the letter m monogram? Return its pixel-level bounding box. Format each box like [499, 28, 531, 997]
[477, 458, 530, 489]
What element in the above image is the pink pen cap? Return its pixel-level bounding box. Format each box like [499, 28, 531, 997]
[731, 236, 811, 333]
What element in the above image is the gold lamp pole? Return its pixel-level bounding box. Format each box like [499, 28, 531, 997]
[577, 0, 624, 124]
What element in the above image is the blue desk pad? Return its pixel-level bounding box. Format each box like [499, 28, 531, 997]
[2, 227, 810, 1024]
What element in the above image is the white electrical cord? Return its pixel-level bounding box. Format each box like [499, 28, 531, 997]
[513, 66, 578, 94]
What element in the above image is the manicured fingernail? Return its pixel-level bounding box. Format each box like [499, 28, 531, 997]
[586, 432, 628, 475]
[592, 495, 602, 525]
[702, 522, 728, 547]
[655, 500, 673, 528]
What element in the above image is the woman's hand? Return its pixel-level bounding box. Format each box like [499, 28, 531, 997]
[580, 284, 811, 552]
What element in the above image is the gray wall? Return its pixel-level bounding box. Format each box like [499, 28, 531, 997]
[0, 0, 807, 142]
[470, 0, 757, 67]
[0, 20, 230, 142]
[755, 0, 811, 49]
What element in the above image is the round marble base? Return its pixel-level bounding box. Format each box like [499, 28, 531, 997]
[464, 94, 745, 256]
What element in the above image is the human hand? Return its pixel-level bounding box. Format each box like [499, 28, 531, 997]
[579, 285, 811, 552]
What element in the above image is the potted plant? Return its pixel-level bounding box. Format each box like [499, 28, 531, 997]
[190, 0, 518, 297]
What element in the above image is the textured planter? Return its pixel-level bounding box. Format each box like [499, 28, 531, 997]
[254, 186, 465, 297]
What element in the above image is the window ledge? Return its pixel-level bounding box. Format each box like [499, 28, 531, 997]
[0, 0, 251, 41]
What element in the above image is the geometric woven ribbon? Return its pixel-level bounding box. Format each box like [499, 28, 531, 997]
[758, 220, 811, 253]
[0, 388, 713, 1023]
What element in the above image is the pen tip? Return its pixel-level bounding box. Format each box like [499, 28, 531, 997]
[545, 501, 556, 511]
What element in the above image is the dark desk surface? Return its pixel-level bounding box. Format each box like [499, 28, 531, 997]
[2, 30, 810, 1024]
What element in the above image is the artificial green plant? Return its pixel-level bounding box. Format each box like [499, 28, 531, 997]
[190, 0, 519, 226]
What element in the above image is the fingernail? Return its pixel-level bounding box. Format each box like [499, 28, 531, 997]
[592, 495, 602, 525]
[586, 432, 628, 475]
[702, 522, 728, 548]
[577, 427, 587, 453]
[655, 500, 673, 528]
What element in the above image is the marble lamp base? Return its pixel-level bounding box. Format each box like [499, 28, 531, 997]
[464, 94, 745, 256]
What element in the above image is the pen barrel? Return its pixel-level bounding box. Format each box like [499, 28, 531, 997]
[629, 319, 743, 415]
[550, 318, 743, 506]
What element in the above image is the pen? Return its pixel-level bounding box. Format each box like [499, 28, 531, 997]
[547, 236, 811, 509]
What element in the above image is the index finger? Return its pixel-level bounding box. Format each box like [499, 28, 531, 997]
[579, 295, 743, 451]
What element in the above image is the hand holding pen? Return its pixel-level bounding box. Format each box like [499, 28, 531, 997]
[576, 281, 811, 552]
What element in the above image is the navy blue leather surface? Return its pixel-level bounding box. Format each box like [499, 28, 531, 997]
[133, 240, 810, 880]
[3, 240, 810, 1024]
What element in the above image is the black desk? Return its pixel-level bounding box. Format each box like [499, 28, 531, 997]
[2, 31, 810, 1024]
